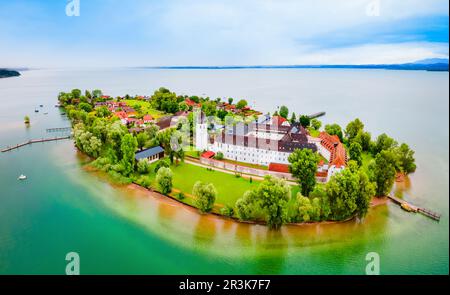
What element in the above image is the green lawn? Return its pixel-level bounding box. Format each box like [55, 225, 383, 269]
[138, 160, 301, 208]
[125, 100, 165, 119]
[170, 162, 259, 207]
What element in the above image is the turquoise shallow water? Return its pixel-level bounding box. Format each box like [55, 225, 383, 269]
[0, 69, 448, 274]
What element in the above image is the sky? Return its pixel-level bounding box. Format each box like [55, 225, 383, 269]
[0, 0, 448, 67]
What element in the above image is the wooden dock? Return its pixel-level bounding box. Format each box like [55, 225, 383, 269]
[1, 136, 71, 153]
[387, 195, 441, 221]
[308, 111, 326, 119]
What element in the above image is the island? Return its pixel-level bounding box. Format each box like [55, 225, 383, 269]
[57, 88, 417, 229]
[0, 69, 20, 78]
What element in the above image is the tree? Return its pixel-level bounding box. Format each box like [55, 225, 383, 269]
[136, 159, 151, 174]
[215, 152, 224, 160]
[154, 159, 170, 173]
[370, 150, 397, 197]
[354, 130, 371, 151]
[349, 141, 363, 166]
[288, 148, 319, 196]
[326, 168, 375, 220]
[136, 132, 149, 151]
[394, 143, 417, 175]
[120, 133, 138, 176]
[178, 101, 188, 111]
[71, 89, 82, 99]
[324, 124, 344, 142]
[228, 98, 234, 105]
[373, 133, 397, 155]
[310, 186, 330, 220]
[193, 181, 217, 213]
[279, 105, 289, 119]
[236, 99, 248, 110]
[290, 112, 296, 123]
[79, 102, 93, 113]
[311, 119, 322, 131]
[299, 115, 310, 127]
[156, 167, 173, 194]
[345, 118, 364, 142]
[107, 121, 127, 162]
[297, 194, 314, 222]
[235, 191, 258, 221]
[96, 106, 111, 118]
[92, 89, 103, 99]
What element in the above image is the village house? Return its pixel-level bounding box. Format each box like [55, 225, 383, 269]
[135, 146, 165, 163]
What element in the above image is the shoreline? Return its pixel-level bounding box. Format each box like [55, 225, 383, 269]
[83, 161, 389, 227]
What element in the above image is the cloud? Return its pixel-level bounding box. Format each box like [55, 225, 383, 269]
[0, 0, 448, 67]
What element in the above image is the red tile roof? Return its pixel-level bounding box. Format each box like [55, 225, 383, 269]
[143, 115, 153, 122]
[201, 151, 215, 159]
[114, 111, 128, 119]
[185, 98, 200, 107]
[268, 163, 290, 173]
[319, 131, 347, 167]
[272, 116, 287, 126]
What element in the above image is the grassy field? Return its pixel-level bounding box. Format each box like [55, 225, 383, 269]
[125, 99, 165, 119]
[170, 162, 259, 207]
[140, 161, 299, 208]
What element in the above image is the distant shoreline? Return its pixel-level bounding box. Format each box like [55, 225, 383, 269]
[0, 69, 21, 78]
[138, 63, 449, 72]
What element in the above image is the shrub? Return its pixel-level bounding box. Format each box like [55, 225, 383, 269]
[215, 152, 224, 160]
[177, 192, 185, 200]
[220, 206, 234, 217]
[154, 159, 169, 173]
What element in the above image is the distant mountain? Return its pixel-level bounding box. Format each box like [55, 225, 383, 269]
[0, 69, 21, 78]
[412, 58, 449, 65]
[143, 61, 449, 72]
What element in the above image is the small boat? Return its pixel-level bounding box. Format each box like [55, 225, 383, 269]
[35, 109, 39, 113]
[18, 174, 27, 180]
[39, 104, 44, 107]
[401, 203, 416, 212]
[43, 112, 48, 115]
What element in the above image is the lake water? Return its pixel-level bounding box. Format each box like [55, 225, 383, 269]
[0, 68, 448, 274]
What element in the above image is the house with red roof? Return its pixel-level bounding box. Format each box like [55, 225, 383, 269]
[143, 114, 154, 124]
[185, 98, 200, 108]
[315, 131, 348, 181]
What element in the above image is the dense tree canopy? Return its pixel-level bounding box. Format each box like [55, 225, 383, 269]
[370, 150, 397, 197]
[345, 118, 364, 142]
[236, 176, 291, 229]
[324, 123, 344, 141]
[326, 167, 375, 220]
[349, 141, 363, 166]
[373, 133, 397, 155]
[288, 148, 319, 196]
[394, 143, 417, 174]
[279, 105, 289, 119]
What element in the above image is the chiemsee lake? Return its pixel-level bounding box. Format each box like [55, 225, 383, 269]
[0, 68, 448, 274]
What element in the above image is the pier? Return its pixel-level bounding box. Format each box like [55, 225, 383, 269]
[388, 195, 441, 221]
[1, 136, 71, 153]
[308, 111, 326, 119]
